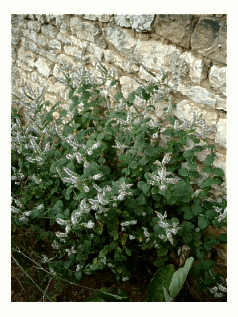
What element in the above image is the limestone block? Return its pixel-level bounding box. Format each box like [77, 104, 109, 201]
[130, 15, 155, 32]
[23, 29, 38, 42]
[57, 54, 75, 67]
[38, 49, 58, 63]
[44, 93, 58, 106]
[179, 52, 205, 84]
[28, 21, 41, 32]
[114, 15, 131, 27]
[34, 14, 46, 24]
[18, 47, 34, 62]
[16, 61, 34, 72]
[35, 57, 52, 78]
[104, 50, 139, 74]
[48, 39, 61, 50]
[27, 41, 38, 53]
[70, 17, 107, 49]
[53, 82, 68, 99]
[87, 43, 104, 66]
[177, 84, 217, 108]
[41, 24, 58, 39]
[81, 14, 112, 22]
[83, 14, 97, 21]
[57, 32, 76, 45]
[104, 24, 137, 57]
[174, 99, 218, 127]
[191, 18, 227, 64]
[215, 96, 227, 111]
[215, 118, 227, 148]
[119, 76, 139, 99]
[37, 76, 56, 93]
[209, 65, 226, 96]
[133, 40, 181, 74]
[154, 14, 198, 49]
[30, 72, 38, 83]
[97, 15, 111, 22]
[115, 14, 155, 32]
[64, 45, 81, 57]
[38, 35, 49, 47]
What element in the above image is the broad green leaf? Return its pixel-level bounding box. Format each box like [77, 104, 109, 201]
[144, 145, 156, 156]
[191, 204, 202, 215]
[169, 257, 194, 298]
[213, 167, 225, 176]
[127, 91, 136, 104]
[187, 162, 198, 172]
[198, 215, 210, 229]
[183, 150, 194, 158]
[178, 168, 189, 176]
[204, 153, 216, 166]
[212, 176, 224, 185]
[172, 182, 192, 196]
[201, 178, 213, 188]
[163, 287, 173, 302]
[148, 264, 175, 302]
[193, 259, 217, 271]
[114, 93, 123, 101]
[93, 288, 130, 302]
[138, 181, 150, 193]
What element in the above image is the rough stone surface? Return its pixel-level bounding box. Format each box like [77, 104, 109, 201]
[191, 17, 227, 63]
[35, 58, 52, 78]
[11, 14, 227, 189]
[154, 14, 199, 49]
[174, 99, 218, 127]
[209, 65, 226, 96]
[104, 23, 137, 57]
[70, 18, 107, 49]
[215, 118, 227, 147]
[115, 14, 155, 32]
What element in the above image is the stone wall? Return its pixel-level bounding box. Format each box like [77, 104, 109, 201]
[11, 14, 227, 191]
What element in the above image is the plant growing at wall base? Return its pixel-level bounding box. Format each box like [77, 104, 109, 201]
[11, 59, 227, 301]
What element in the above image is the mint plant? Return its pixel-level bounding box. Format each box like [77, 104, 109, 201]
[11, 58, 227, 301]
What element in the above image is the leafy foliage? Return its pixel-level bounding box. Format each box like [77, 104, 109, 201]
[11, 58, 227, 301]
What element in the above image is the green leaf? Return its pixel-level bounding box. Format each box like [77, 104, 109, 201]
[169, 257, 194, 298]
[201, 178, 212, 188]
[163, 287, 173, 302]
[110, 80, 118, 87]
[218, 233, 227, 243]
[204, 153, 216, 166]
[136, 193, 146, 205]
[75, 271, 82, 281]
[187, 162, 198, 172]
[144, 145, 156, 156]
[114, 93, 123, 101]
[126, 91, 136, 104]
[202, 166, 213, 174]
[212, 176, 224, 185]
[172, 182, 192, 196]
[198, 215, 210, 229]
[183, 150, 194, 158]
[193, 260, 217, 271]
[178, 168, 189, 176]
[148, 264, 175, 302]
[206, 209, 217, 219]
[212, 168, 225, 176]
[191, 204, 202, 215]
[129, 161, 138, 169]
[93, 288, 130, 302]
[138, 181, 150, 193]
